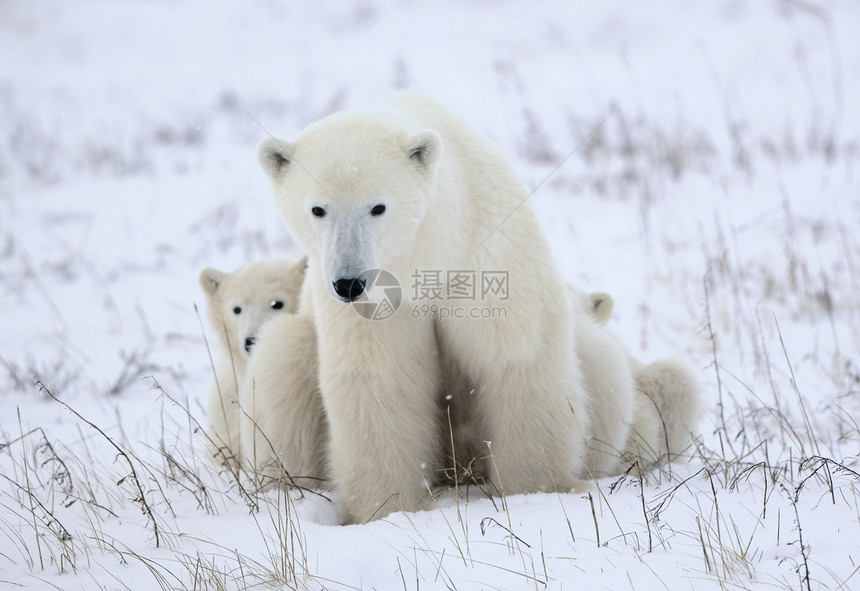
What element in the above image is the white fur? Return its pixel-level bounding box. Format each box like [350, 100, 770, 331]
[566, 286, 701, 471]
[225, 262, 700, 499]
[259, 93, 590, 523]
[623, 358, 702, 466]
[441, 287, 619, 483]
[239, 306, 328, 489]
[234, 273, 700, 491]
[235, 278, 633, 489]
[257, 93, 700, 522]
[569, 303, 636, 477]
[199, 257, 307, 468]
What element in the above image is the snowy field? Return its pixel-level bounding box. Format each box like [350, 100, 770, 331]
[2, 1, 859, 589]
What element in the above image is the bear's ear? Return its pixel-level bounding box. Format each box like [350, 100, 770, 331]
[297, 254, 309, 273]
[590, 292, 614, 324]
[403, 130, 442, 169]
[199, 267, 226, 297]
[258, 137, 294, 178]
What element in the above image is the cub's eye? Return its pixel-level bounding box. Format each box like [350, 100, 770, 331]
[270, 300, 284, 310]
[311, 206, 326, 218]
[370, 204, 386, 216]
[232, 306, 242, 315]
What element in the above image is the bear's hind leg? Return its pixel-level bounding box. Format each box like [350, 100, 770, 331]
[443, 320, 589, 495]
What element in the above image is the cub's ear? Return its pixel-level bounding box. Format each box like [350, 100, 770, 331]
[403, 130, 442, 169]
[199, 267, 226, 297]
[297, 254, 309, 273]
[590, 292, 614, 324]
[258, 137, 294, 178]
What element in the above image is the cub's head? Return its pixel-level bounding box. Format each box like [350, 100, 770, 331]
[199, 257, 308, 362]
[257, 113, 442, 303]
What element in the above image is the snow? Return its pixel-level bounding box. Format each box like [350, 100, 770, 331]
[2, 0, 859, 589]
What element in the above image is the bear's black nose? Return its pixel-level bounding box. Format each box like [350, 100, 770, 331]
[244, 336, 256, 353]
[333, 277, 366, 301]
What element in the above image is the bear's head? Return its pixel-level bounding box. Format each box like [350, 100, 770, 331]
[257, 113, 442, 303]
[199, 257, 308, 364]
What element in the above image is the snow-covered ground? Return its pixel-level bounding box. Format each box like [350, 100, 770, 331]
[2, 1, 859, 589]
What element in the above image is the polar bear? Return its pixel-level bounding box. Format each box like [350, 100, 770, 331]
[258, 93, 588, 522]
[238, 277, 329, 490]
[257, 93, 698, 523]
[199, 257, 307, 467]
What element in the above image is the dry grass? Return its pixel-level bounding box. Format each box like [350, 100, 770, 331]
[2, 10, 858, 585]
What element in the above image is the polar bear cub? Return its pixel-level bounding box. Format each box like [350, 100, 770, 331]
[199, 257, 307, 467]
[565, 286, 700, 471]
[567, 295, 700, 476]
[239, 303, 329, 490]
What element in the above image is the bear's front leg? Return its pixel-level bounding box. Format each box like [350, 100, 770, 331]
[317, 310, 441, 524]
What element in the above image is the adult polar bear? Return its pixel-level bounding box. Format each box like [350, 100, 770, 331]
[259, 93, 624, 523]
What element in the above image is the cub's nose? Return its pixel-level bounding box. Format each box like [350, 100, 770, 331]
[333, 277, 366, 302]
[244, 336, 256, 353]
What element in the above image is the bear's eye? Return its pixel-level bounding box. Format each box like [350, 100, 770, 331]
[370, 204, 386, 216]
[270, 300, 284, 310]
[311, 206, 326, 218]
[232, 306, 242, 315]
